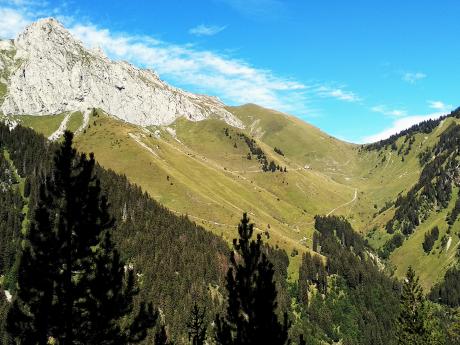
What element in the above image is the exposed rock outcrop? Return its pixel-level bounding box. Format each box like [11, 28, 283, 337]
[0, 18, 243, 128]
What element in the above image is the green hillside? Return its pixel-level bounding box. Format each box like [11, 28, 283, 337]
[3, 104, 460, 289]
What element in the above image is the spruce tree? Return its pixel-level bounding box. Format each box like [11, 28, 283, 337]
[187, 304, 207, 345]
[215, 213, 291, 345]
[154, 325, 173, 345]
[396, 266, 428, 345]
[7, 131, 156, 344]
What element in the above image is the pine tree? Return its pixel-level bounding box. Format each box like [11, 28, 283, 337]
[7, 131, 156, 344]
[155, 325, 173, 345]
[298, 334, 306, 345]
[187, 304, 207, 345]
[396, 267, 428, 345]
[215, 213, 292, 345]
[447, 310, 460, 344]
[312, 232, 319, 252]
[23, 177, 31, 198]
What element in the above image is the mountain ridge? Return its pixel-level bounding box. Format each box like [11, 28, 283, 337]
[0, 18, 243, 128]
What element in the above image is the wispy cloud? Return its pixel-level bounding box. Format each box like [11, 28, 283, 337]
[316, 86, 361, 103]
[428, 100, 452, 113]
[0, 2, 364, 119]
[0, 7, 30, 38]
[402, 71, 426, 84]
[70, 23, 310, 113]
[0, 3, 313, 114]
[371, 105, 407, 117]
[362, 112, 445, 143]
[189, 24, 226, 36]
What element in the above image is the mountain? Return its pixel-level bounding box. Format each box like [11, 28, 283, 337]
[0, 18, 242, 128]
[1, 18, 460, 293]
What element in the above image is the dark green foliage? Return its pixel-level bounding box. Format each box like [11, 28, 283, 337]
[418, 146, 432, 166]
[0, 152, 17, 186]
[6, 132, 156, 344]
[386, 124, 460, 235]
[264, 245, 290, 315]
[307, 276, 360, 344]
[23, 177, 31, 198]
[312, 232, 319, 252]
[308, 215, 400, 345]
[0, 123, 294, 342]
[422, 226, 439, 253]
[2, 119, 457, 344]
[448, 189, 460, 226]
[429, 266, 460, 307]
[155, 325, 173, 345]
[239, 133, 269, 171]
[380, 233, 405, 259]
[274, 147, 284, 156]
[0, 177, 23, 292]
[298, 252, 327, 305]
[366, 107, 460, 151]
[186, 304, 207, 345]
[396, 267, 430, 345]
[444, 310, 460, 344]
[235, 133, 287, 173]
[397, 135, 415, 156]
[215, 213, 291, 345]
[314, 215, 366, 255]
[298, 334, 306, 345]
[0, 122, 233, 342]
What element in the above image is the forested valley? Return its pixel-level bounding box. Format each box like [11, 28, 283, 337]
[1, 122, 460, 344]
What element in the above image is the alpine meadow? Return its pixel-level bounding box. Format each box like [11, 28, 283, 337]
[0, 2, 460, 345]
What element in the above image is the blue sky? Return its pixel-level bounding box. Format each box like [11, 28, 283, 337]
[0, 0, 458, 143]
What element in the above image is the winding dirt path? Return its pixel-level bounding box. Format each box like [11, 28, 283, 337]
[326, 188, 358, 216]
[48, 113, 71, 141]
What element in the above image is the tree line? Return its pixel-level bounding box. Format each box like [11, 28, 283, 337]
[385, 124, 460, 241]
[365, 107, 460, 151]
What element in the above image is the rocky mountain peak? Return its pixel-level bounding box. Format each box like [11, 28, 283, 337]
[0, 18, 243, 128]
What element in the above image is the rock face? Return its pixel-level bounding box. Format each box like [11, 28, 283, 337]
[0, 18, 243, 128]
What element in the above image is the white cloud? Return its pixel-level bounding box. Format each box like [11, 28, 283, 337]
[0, 1, 359, 117]
[428, 100, 452, 113]
[402, 72, 426, 84]
[362, 112, 444, 143]
[189, 24, 226, 36]
[316, 86, 361, 103]
[0, 7, 30, 38]
[0, 2, 314, 114]
[371, 105, 407, 117]
[69, 23, 309, 113]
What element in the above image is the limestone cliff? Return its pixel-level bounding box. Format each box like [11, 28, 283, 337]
[0, 18, 243, 128]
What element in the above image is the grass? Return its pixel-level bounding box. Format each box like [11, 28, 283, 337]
[0, 82, 6, 101]
[391, 187, 460, 291]
[67, 111, 83, 133]
[8, 104, 460, 288]
[12, 113, 67, 137]
[75, 114, 312, 252]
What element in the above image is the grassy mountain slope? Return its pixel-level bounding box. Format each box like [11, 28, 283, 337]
[363, 115, 460, 289]
[4, 104, 460, 289]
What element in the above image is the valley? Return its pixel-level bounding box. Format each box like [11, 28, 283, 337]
[6, 102, 459, 290]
